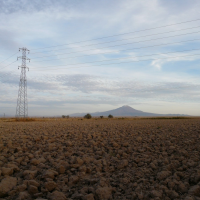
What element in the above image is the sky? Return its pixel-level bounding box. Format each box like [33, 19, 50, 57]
[0, 0, 200, 116]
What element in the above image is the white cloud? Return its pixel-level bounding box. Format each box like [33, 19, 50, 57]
[151, 52, 200, 69]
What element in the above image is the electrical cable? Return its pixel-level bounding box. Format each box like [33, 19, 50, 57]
[31, 52, 200, 71]
[31, 47, 200, 70]
[30, 25, 200, 54]
[0, 60, 18, 71]
[30, 18, 200, 50]
[31, 38, 200, 63]
[33, 38, 200, 62]
[0, 52, 18, 64]
[30, 30, 200, 60]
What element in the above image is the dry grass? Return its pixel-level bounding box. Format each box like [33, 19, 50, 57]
[0, 116, 198, 122]
[15, 117, 36, 122]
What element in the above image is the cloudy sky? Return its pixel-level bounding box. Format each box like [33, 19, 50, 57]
[0, 0, 200, 116]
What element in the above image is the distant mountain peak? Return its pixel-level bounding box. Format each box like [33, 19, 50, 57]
[122, 105, 130, 107]
[70, 105, 188, 117]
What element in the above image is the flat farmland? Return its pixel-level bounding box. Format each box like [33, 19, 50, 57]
[0, 118, 200, 200]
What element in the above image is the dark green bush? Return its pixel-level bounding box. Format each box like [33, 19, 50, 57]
[84, 113, 92, 119]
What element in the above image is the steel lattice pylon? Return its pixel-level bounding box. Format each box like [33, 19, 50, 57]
[16, 47, 30, 118]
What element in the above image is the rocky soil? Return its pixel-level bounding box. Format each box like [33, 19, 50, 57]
[0, 118, 200, 200]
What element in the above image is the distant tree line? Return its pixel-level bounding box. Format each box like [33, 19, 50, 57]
[62, 115, 69, 118]
[84, 113, 92, 119]
[84, 113, 113, 119]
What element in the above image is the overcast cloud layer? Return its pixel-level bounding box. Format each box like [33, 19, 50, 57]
[0, 0, 200, 116]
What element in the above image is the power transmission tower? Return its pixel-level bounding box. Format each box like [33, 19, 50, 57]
[16, 47, 30, 118]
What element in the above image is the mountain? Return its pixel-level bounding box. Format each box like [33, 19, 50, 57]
[69, 105, 188, 117]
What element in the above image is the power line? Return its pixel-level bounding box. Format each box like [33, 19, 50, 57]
[0, 52, 18, 64]
[30, 30, 200, 60]
[30, 18, 200, 51]
[1, 38, 199, 71]
[0, 60, 18, 70]
[30, 25, 200, 55]
[33, 38, 200, 63]
[31, 47, 200, 70]
[31, 38, 200, 63]
[31, 52, 200, 71]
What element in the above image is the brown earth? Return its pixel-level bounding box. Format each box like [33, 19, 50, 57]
[0, 118, 200, 200]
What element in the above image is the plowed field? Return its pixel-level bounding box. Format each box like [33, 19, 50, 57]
[0, 118, 200, 200]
